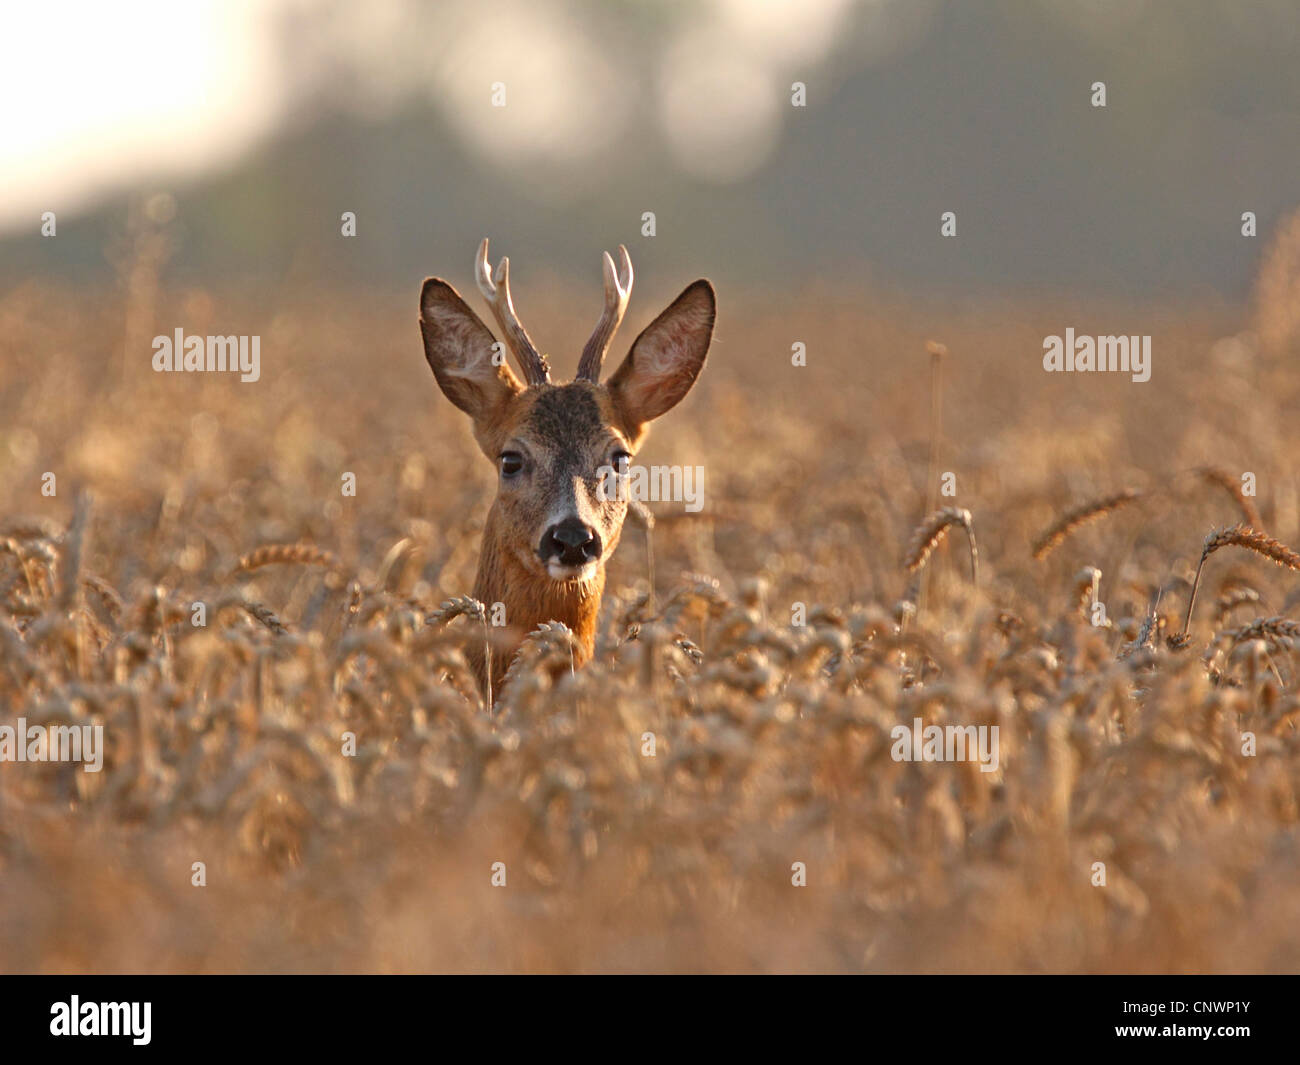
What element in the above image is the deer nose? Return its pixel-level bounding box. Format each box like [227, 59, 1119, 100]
[539, 517, 601, 567]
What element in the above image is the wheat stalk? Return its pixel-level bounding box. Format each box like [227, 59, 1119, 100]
[1196, 467, 1263, 530]
[1032, 490, 1140, 561]
[56, 492, 92, 612]
[1070, 566, 1102, 619]
[903, 506, 978, 585]
[923, 341, 947, 522]
[1180, 525, 1300, 638]
[628, 497, 656, 617]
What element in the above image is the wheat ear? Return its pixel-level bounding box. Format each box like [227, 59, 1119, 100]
[1032, 490, 1140, 561]
[903, 506, 978, 587]
[242, 599, 288, 635]
[1225, 616, 1300, 647]
[237, 542, 340, 573]
[1196, 467, 1263, 530]
[425, 596, 491, 710]
[1181, 525, 1300, 637]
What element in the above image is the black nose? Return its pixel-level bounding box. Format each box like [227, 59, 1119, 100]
[539, 517, 601, 567]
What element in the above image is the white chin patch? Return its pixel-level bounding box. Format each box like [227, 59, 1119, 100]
[546, 560, 598, 582]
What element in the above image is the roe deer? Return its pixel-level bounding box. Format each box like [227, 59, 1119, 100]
[419, 239, 715, 696]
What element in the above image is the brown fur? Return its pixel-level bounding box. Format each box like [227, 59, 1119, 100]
[469, 512, 605, 688]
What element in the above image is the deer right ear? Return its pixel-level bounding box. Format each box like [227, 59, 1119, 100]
[607, 279, 715, 438]
[420, 278, 523, 423]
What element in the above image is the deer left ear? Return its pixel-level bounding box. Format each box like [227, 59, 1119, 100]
[607, 279, 714, 435]
[419, 277, 523, 424]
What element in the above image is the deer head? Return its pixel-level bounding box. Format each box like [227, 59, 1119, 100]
[419, 239, 715, 695]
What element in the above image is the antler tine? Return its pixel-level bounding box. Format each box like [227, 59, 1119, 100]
[576, 244, 633, 382]
[473, 237, 495, 301]
[473, 237, 550, 386]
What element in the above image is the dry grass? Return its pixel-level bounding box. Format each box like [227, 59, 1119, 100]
[2, 224, 1300, 973]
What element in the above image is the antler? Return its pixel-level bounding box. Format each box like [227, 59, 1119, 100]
[475, 238, 551, 386]
[576, 245, 633, 382]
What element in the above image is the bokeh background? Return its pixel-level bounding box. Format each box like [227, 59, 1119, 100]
[4, 0, 1300, 298]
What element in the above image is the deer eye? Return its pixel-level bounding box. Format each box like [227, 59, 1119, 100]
[611, 449, 632, 475]
[499, 451, 525, 477]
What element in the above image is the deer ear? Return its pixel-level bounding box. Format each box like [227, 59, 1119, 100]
[420, 278, 523, 423]
[607, 280, 714, 434]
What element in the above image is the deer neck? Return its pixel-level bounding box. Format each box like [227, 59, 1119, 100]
[472, 514, 604, 682]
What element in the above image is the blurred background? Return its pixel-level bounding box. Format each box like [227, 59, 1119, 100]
[4, 0, 1300, 300]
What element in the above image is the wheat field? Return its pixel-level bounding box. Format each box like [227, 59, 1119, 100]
[2, 215, 1300, 974]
